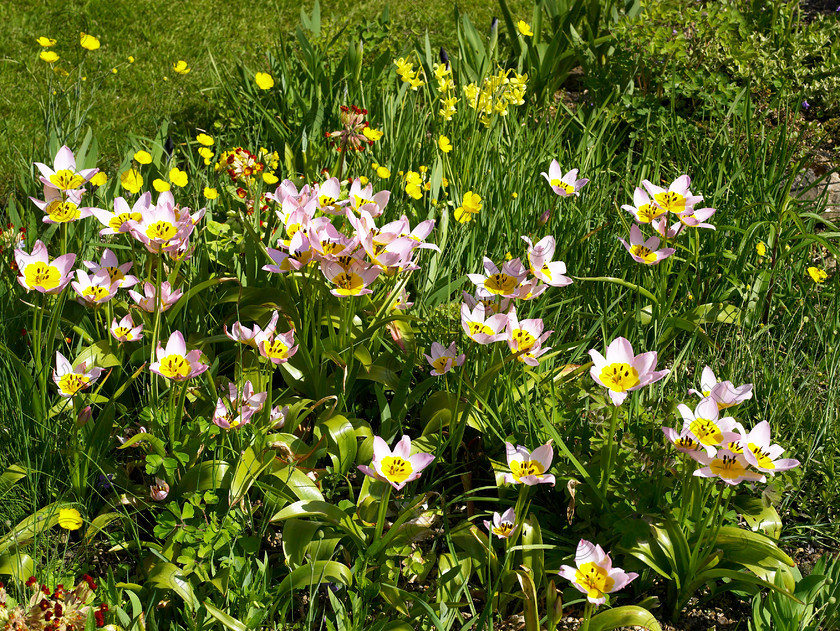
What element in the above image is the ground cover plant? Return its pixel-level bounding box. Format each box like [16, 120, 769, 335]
[1, 0, 839, 629]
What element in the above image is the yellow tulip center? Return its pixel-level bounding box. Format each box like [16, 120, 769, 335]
[147, 221, 178, 241]
[599, 362, 640, 392]
[492, 522, 515, 538]
[574, 563, 615, 600]
[49, 169, 85, 190]
[509, 459, 545, 482]
[654, 191, 686, 214]
[550, 179, 575, 195]
[113, 326, 132, 340]
[354, 195, 374, 208]
[380, 456, 413, 484]
[81, 286, 111, 302]
[263, 339, 290, 360]
[321, 241, 344, 255]
[484, 273, 518, 295]
[727, 440, 743, 454]
[709, 454, 748, 480]
[747, 443, 774, 470]
[675, 436, 699, 450]
[467, 321, 495, 338]
[332, 272, 365, 295]
[629, 245, 658, 265]
[158, 354, 191, 379]
[431, 356, 452, 373]
[46, 200, 81, 223]
[109, 212, 141, 231]
[25, 262, 61, 291]
[319, 195, 337, 208]
[58, 373, 90, 396]
[689, 419, 723, 446]
[104, 266, 125, 285]
[510, 328, 537, 352]
[636, 204, 662, 223]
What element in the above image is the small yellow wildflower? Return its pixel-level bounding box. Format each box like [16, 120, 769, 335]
[363, 128, 384, 142]
[169, 167, 188, 188]
[196, 133, 214, 146]
[255, 72, 275, 90]
[438, 135, 452, 153]
[58, 508, 82, 530]
[153, 178, 170, 192]
[198, 147, 213, 159]
[128, 55, 135, 63]
[80, 32, 100, 51]
[517, 20, 534, 36]
[263, 172, 279, 184]
[204, 187, 218, 200]
[376, 166, 391, 178]
[120, 169, 143, 194]
[512, 192, 518, 198]
[808, 266, 828, 284]
[89, 172, 107, 187]
[134, 150, 152, 164]
[441, 178, 449, 188]
[40, 51, 59, 63]
[756, 241, 766, 257]
[173, 60, 190, 75]
[111, 68, 118, 74]
[36, 37, 57, 47]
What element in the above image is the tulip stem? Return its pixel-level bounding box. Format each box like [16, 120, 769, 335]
[599, 404, 621, 499]
[580, 601, 594, 631]
[374, 483, 391, 546]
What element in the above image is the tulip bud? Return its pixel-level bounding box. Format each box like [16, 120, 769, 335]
[150, 478, 169, 501]
[76, 406, 93, 427]
[439, 47, 449, 67]
[538, 208, 551, 226]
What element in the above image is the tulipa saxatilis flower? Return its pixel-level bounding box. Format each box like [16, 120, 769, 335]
[461, 303, 508, 344]
[34, 145, 99, 191]
[651, 218, 683, 239]
[255, 328, 298, 365]
[541, 160, 588, 197]
[503, 440, 555, 486]
[225, 311, 280, 349]
[128, 281, 183, 312]
[688, 366, 753, 410]
[467, 257, 528, 298]
[484, 508, 517, 539]
[150, 331, 208, 381]
[506, 307, 552, 354]
[83, 249, 138, 288]
[31, 186, 93, 224]
[53, 351, 102, 398]
[642, 175, 703, 215]
[358, 435, 435, 491]
[621, 186, 667, 224]
[321, 260, 380, 297]
[91, 193, 150, 236]
[424, 342, 465, 376]
[559, 540, 638, 605]
[213, 381, 267, 430]
[347, 178, 390, 217]
[678, 206, 717, 230]
[14, 240, 76, 294]
[127, 191, 194, 253]
[589, 337, 669, 406]
[618, 225, 675, 266]
[690, 449, 766, 486]
[110, 314, 144, 342]
[740, 421, 800, 474]
[72, 269, 119, 306]
[676, 397, 743, 456]
[662, 425, 704, 454]
[521, 235, 573, 287]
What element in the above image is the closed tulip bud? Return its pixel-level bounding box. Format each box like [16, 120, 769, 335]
[538, 208, 551, 226]
[76, 405, 93, 427]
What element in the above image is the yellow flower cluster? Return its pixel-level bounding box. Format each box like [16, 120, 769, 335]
[455, 190, 482, 223]
[464, 69, 528, 127]
[394, 57, 425, 90]
[433, 63, 458, 121]
[403, 167, 430, 200]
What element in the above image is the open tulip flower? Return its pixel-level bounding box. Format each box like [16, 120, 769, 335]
[622, 186, 667, 224]
[128, 281, 183, 312]
[589, 337, 669, 406]
[467, 257, 528, 298]
[678, 206, 717, 230]
[690, 449, 766, 485]
[521, 236, 572, 287]
[618, 224, 676, 265]
[313, 177, 348, 214]
[506, 307, 552, 355]
[255, 328, 298, 365]
[14, 240, 76, 294]
[676, 396, 743, 456]
[30, 186, 92, 224]
[347, 178, 390, 217]
[484, 507, 517, 539]
[541, 160, 588, 197]
[110, 314, 144, 342]
[424, 342, 465, 376]
[321, 260, 381, 297]
[91, 193, 150, 236]
[225, 311, 279, 348]
[34, 145, 99, 191]
[150, 331, 208, 381]
[688, 366, 753, 410]
[662, 425, 704, 454]
[53, 351, 102, 398]
[213, 381, 267, 430]
[358, 435, 435, 491]
[264, 233, 315, 274]
[461, 303, 508, 344]
[642, 174, 704, 215]
[128, 192, 194, 253]
[72, 269, 119, 306]
[462, 290, 511, 316]
[503, 440, 555, 485]
[83, 249, 138, 289]
[559, 540, 638, 605]
[740, 421, 800, 474]
[651, 218, 683, 239]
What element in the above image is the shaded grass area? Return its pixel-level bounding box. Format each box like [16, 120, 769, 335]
[0, 0, 525, 203]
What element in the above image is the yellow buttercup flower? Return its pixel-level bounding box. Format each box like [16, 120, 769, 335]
[808, 266, 828, 284]
[128, 55, 135, 63]
[58, 508, 82, 530]
[359, 176, 369, 185]
[362, 128, 383, 142]
[196, 133, 214, 146]
[40, 51, 59, 63]
[438, 135, 452, 153]
[169, 167, 188, 188]
[517, 20, 534, 36]
[37, 36, 57, 47]
[90, 172, 108, 187]
[204, 187, 218, 200]
[376, 166, 391, 178]
[134, 150, 152, 164]
[198, 147, 213, 159]
[173, 60, 190, 75]
[263, 172, 279, 184]
[120, 169, 143, 194]
[153, 178, 170, 192]
[756, 241, 766, 257]
[80, 32, 100, 51]
[255, 72, 275, 90]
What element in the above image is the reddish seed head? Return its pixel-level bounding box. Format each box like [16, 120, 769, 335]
[83, 574, 97, 590]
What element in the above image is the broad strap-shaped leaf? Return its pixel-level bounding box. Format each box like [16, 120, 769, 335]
[588, 605, 662, 631]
